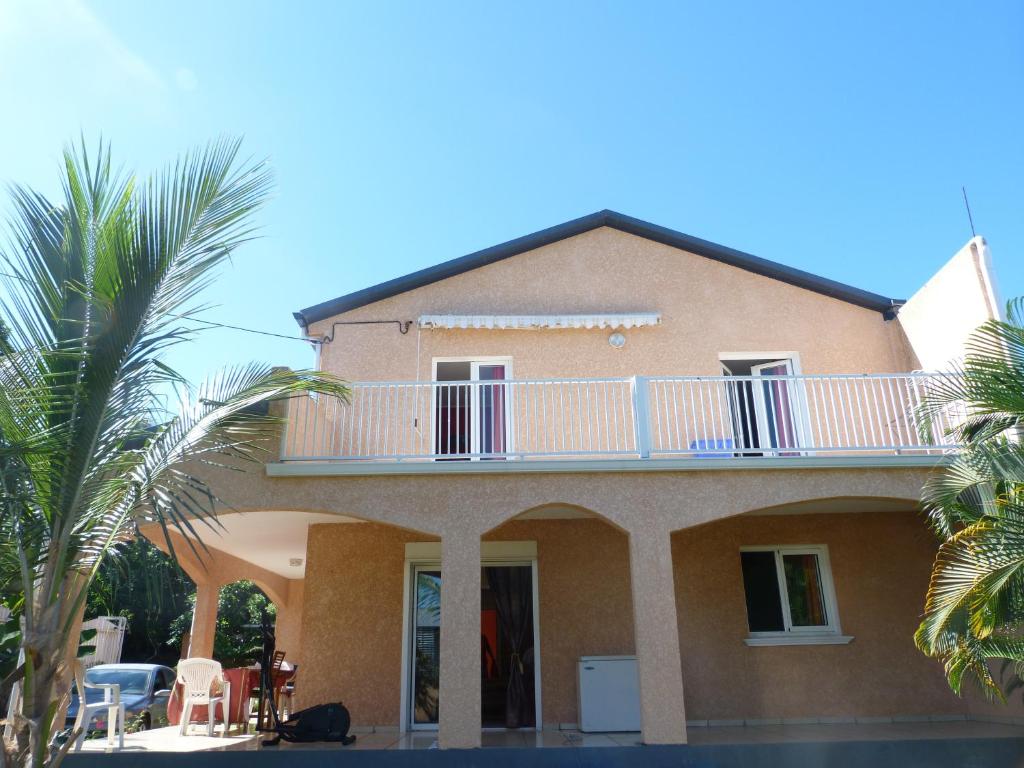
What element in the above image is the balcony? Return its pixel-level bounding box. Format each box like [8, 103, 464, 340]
[278, 373, 961, 467]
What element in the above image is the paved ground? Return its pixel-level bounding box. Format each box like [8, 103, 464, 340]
[260, 719, 1024, 750]
[70, 720, 1024, 761]
[76, 727, 253, 753]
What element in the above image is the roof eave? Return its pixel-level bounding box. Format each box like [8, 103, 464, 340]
[294, 210, 900, 327]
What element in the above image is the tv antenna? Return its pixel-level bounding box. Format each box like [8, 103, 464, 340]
[961, 186, 976, 238]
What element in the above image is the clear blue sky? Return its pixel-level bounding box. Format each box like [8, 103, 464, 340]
[1, 1, 1021, 387]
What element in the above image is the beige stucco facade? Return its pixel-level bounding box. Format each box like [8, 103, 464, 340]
[673, 510, 961, 721]
[143, 220, 1005, 748]
[146, 460, 954, 746]
[308, 227, 919, 383]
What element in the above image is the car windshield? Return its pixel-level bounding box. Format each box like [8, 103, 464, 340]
[84, 669, 151, 695]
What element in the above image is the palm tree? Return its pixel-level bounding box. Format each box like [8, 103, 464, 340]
[916, 297, 1024, 701]
[0, 139, 347, 767]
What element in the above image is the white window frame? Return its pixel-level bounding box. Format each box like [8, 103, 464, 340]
[718, 351, 804, 375]
[430, 356, 514, 459]
[739, 544, 853, 647]
[407, 563, 442, 731]
[750, 359, 801, 453]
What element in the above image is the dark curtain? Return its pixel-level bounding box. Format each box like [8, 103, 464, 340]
[485, 566, 533, 728]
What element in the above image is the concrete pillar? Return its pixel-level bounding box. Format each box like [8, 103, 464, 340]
[437, 533, 481, 749]
[187, 582, 219, 659]
[274, 579, 303, 662]
[628, 526, 687, 744]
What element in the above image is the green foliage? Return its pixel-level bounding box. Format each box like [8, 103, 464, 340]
[0, 603, 21, 713]
[0, 138, 349, 766]
[85, 538, 272, 668]
[85, 537, 194, 665]
[168, 581, 274, 668]
[916, 297, 1024, 701]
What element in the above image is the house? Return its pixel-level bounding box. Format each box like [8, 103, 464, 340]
[144, 210, 1006, 749]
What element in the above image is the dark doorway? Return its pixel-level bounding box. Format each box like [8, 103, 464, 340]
[722, 357, 800, 456]
[481, 565, 535, 729]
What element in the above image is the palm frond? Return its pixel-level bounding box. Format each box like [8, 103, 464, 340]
[0, 138, 345, 765]
[916, 297, 1024, 701]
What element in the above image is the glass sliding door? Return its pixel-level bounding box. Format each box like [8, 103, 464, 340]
[406, 561, 537, 731]
[411, 568, 441, 726]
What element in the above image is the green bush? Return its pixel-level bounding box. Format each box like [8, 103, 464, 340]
[169, 581, 275, 667]
[86, 538, 194, 665]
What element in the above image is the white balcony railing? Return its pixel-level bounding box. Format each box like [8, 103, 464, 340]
[280, 373, 963, 463]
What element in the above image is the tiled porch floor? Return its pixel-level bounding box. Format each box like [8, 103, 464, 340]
[74, 720, 1024, 754]
[275, 720, 1024, 750]
[76, 727, 254, 753]
[688, 720, 1023, 745]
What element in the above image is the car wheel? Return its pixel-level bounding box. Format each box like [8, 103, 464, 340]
[140, 712, 152, 731]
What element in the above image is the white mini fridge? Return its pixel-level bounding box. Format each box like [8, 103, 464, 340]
[577, 655, 641, 732]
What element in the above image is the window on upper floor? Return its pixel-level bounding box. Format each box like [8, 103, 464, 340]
[739, 545, 851, 646]
[720, 355, 803, 455]
[433, 358, 511, 459]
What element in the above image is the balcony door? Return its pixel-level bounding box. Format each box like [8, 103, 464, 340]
[750, 359, 801, 455]
[433, 358, 511, 459]
[721, 355, 804, 456]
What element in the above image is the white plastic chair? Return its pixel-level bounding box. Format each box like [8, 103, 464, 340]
[72, 660, 124, 751]
[176, 658, 231, 737]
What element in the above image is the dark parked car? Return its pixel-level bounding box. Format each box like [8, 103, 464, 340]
[66, 663, 176, 731]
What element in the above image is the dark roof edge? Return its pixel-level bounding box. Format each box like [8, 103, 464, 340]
[294, 210, 902, 329]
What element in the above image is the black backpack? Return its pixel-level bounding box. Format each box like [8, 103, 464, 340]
[267, 702, 356, 745]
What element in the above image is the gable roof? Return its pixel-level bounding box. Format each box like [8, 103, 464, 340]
[294, 210, 902, 328]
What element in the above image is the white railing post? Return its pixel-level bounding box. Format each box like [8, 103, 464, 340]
[631, 376, 652, 458]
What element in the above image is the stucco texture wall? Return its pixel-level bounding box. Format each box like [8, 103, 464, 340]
[673, 510, 966, 721]
[289, 505, 962, 729]
[294, 522, 434, 724]
[140, 526, 303, 660]
[292, 517, 632, 728]
[307, 227, 917, 383]
[274, 579, 305, 662]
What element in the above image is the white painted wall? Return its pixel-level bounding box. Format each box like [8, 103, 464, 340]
[897, 236, 1003, 371]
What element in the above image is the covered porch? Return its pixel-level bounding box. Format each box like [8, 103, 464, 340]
[137, 463, 988, 752]
[143, 504, 684, 748]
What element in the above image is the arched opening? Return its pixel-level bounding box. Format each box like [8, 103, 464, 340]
[176, 580, 274, 669]
[141, 507, 444, 733]
[474, 503, 634, 733]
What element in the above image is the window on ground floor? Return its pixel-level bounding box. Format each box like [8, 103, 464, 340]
[739, 545, 848, 644]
